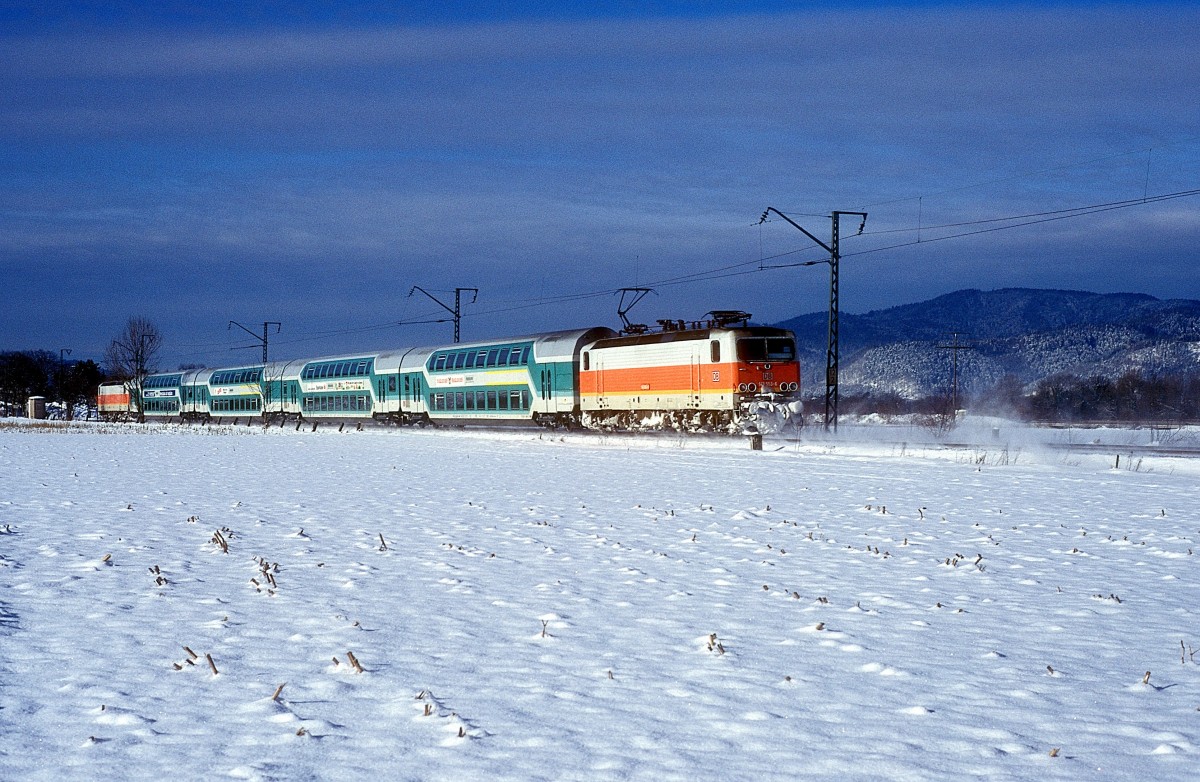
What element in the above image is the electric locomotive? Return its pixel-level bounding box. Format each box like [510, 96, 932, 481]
[578, 311, 801, 431]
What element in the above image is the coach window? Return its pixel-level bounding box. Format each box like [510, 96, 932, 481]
[711, 341, 721, 363]
[483, 348, 498, 367]
[582, 352, 590, 371]
[454, 353, 467, 369]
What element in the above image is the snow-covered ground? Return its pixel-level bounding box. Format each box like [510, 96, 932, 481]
[1, 420, 1198, 780]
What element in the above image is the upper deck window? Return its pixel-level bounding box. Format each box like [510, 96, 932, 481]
[302, 359, 373, 380]
[209, 369, 262, 385]
[144, 374, 183, 389]
[736, 337, 796, 362]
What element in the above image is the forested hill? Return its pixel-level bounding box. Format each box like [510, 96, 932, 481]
[775, 288, 1200, 399]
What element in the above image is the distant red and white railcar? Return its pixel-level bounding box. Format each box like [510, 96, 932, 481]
[97, 381, 134, 420]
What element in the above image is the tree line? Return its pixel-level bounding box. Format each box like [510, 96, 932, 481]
[1, 316, 162, 419]
[1020, 372, 1200, 423]
[0, 350, 104, 418]
[839, 370, 1200, 424]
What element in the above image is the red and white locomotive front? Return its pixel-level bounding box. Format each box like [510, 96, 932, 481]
[721, 327, 801, 402]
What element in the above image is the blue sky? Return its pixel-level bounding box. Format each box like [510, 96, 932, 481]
[2, 1, 1198, 368]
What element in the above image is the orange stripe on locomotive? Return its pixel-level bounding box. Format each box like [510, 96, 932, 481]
[97, 391, 131, 412]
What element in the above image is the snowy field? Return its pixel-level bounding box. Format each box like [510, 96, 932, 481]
[1, 420, 1199, 781]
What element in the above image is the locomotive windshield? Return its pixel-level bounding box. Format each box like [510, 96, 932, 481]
[736, 337, 796, 362]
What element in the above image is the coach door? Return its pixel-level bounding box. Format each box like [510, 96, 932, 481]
[538, 366, 553, 411]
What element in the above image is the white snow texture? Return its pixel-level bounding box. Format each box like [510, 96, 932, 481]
[1, 421, 1198, 780]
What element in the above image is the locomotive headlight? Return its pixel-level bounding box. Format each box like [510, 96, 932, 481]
[738, 383, 748, 392]
[746, 383, 757, 393]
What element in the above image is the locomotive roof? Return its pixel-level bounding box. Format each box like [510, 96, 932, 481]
[586, 325, 792, 350]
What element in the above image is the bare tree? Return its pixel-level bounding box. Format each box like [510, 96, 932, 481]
[104, 316, 163, 422]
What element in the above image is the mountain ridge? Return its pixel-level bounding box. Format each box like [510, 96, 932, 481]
[774, 288, 1200, 399]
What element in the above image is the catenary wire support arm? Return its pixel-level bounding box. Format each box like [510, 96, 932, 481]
[760, 207, 832, 254]
[759, 207, 866, 433]
[410, 286, 478, 343]
[229, 321, 281, 363]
